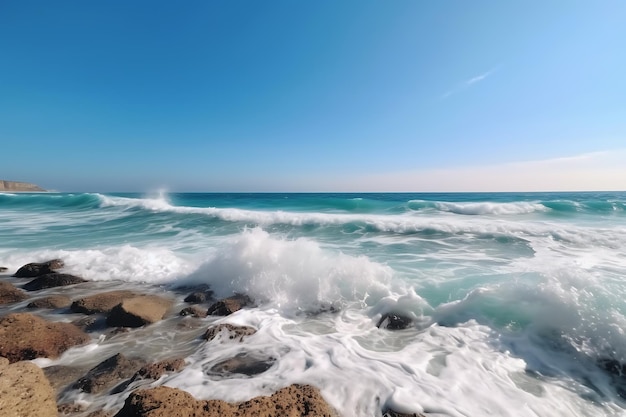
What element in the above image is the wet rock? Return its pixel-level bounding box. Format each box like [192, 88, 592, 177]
[184, 290, 214, 303]
[43, 365, 89, 393]
[87, 411, 114, 417]
[0, 313, 90, 363]
[0, 357, 57, 417]
[106, 295, 173, 328]
[73, 353, 144, 394]
[383, 410, 426, 417]
[13, 259, 65, 278]
[207, 294, 252, 316]
[0, 280, 28, 304]
[202, 323, 257, 342]
[179, 305, 208, 318]
[72, 315, 103, 332]
[27, 295, 72, 309]
[133, 358, 186, 380]
[71, 290, 137, 315]
[0, 266, 7, 273]
[114, 383, 338, 417]
[58, 402, 86, 415]
[209, 352, 275, 376]
[377, 313, 413, 330]
[23, 273, 86, 291]
[598, 358, 626, 398]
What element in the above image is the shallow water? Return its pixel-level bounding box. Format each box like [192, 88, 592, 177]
[2, 191, 626, 416]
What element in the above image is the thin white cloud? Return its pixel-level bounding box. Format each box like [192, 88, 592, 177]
[441, 67, 499, 99]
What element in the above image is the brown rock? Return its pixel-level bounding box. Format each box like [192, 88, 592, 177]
[27, 295, 72, 309]
[0, 313, 90, 363]
[0, 280, 28, 304]
[133, 358, 186, 380]
[106, 295, 173, 328]
[0, 357, 57, 417]
[23, 273, 86, 291]
[13, 259, 64, 278]
[179, 306, 208, 318]
[202, 323, 257, 342]
[58, 402, 86, 415]
[207, 294, 252, 316]
[71, 290, 137, 315]
[74, 353, 144, 394]
[114, 384, 338, 417]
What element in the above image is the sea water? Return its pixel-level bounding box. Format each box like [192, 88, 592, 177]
[1, 191, 626, 416]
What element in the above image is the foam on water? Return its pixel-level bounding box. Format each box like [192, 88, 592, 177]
[3, 191, 626, 416]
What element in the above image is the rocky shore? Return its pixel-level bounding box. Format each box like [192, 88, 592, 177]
[0, 259, 423, 417]
[0, 180, 46, 192]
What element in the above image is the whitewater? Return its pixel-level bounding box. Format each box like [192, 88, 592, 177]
[2, 191, 626, 416]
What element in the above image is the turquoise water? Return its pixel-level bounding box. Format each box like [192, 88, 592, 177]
[2, 191, 626, 416]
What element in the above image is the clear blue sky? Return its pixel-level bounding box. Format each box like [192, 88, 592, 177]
[1, 1, 625, 192]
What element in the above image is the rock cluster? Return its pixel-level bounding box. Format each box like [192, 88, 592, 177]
[114, 384, 338, 417]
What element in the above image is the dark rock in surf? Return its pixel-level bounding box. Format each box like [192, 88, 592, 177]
[0, 266, 8, 273]
[383, 410, 426, 417]
[179, 306, 207, 318]
[23, 273, 86, 291]
[209, 352, 275, 376]
[43, 365, 89, 393]
[184, 290, 214, 304]
[27, 295, 72, 309]
[598, 358, 626, 398]
[13, 259, 64, 278]
[207, 294, 252, 316]
[128, 358, 186, 383]
[0, 281, 28, 304]
[73, 353, 144, 394]
[114, 384, 338, 417]
[377, 313, 413, 330]
[106, 295, 173, 328]
[202, 323, 257, 342]
[71, 290, 137, 315]
[0, 313, 90, 363]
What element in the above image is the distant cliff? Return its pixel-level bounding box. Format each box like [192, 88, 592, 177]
[0, 180, 46, 192]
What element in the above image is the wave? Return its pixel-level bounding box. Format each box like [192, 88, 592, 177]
[0, 192, 101, 210]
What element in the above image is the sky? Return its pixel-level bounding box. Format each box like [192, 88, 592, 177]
[1, 1, 625, 192]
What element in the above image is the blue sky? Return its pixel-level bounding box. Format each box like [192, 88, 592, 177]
[1, 1, 625, 191]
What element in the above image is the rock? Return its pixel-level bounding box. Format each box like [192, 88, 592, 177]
[106, 295, 173, 328]
[376, 313, 413, 330]
[43, 365, 89, 393]
[133, 358, 186, 381]
[202, 323, 257, 342]
[207, 294, 252, 316]
[0, 313, 91, 363]
[23, 273, 86, 291]
[58, 403, 86, 415]
[0, 280, 28, 304]
[0, 267, 7, 273]
[0, 180, 46, 192]
[114, 384, 338, 417]
[0, 357, 57, 417]
[73, 353, 144, 394]
[72, 316, 103, 332]
[71, 290, 137, 315]
[209, 352, 275, 376]
[179, 306, 208, 318]
[184, 290, 213, 303]
[383, 410, 426, 417]
[27, 295, 72, 309]
[13, 259, 64, 278]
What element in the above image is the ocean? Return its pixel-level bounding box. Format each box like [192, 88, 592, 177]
[2, 191, 626, 416]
